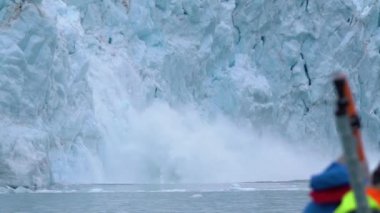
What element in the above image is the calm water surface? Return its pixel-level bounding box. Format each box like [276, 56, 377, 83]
[0, 181, 309, 213]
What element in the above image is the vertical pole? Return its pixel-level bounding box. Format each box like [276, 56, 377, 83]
[336, 116, 370, 213]
[334, 75, 370, 213]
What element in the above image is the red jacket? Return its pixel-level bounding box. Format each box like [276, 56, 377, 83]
[311, 185, 350, 204]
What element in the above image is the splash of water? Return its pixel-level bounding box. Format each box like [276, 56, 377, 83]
[99, 101, 330, 183]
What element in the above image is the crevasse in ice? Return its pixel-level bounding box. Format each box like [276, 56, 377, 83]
[0, 0, 379, 186]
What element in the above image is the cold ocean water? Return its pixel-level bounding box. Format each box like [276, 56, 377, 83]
[0, 181, 308, 212]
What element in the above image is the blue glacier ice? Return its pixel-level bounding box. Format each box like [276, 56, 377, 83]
[0, 0, 380, 187]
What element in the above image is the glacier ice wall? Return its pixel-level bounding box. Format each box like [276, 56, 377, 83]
[0, 0, 103, 186]
[0, 0, 380, 186]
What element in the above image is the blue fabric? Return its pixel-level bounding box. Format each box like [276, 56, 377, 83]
[304, 202, 338, 213]
[303, 162, 349, 213]
[310, 162, 349, 190]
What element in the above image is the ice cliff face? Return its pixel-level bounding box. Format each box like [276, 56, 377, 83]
[0, 0, 380, 186]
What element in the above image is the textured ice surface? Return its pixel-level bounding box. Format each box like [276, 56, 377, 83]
[0, 0, 380, 186]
